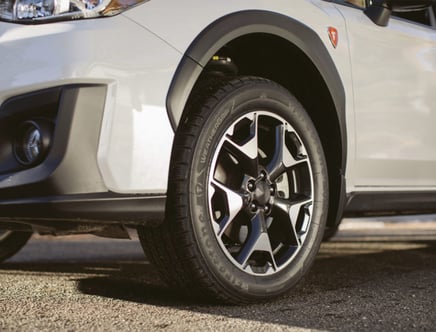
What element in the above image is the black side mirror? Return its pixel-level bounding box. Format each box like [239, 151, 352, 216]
[364, 0, 435, 26]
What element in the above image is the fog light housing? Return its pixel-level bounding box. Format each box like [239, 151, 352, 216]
[14, 119, 53, 166]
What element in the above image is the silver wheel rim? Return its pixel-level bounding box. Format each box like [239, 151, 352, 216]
[207, 111, 314, 276]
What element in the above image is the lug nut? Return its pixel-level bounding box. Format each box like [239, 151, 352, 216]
[250, 203, 257, 212]
[247, 181, 256, 192]
[260, 171, 267, 180]
[264, 205, 271, 213]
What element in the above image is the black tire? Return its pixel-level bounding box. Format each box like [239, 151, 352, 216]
[139, 77, 328, 304]
[0, 230, 32, 263]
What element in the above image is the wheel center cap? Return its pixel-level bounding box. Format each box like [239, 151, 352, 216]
[253, 181, 271, 206]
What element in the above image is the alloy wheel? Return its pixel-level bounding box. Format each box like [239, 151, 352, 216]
[208, 111, 314, 275]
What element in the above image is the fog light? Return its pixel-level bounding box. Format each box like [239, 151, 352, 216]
[14, 119, 53, 166]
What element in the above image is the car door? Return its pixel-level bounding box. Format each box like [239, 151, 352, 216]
[334, 2, 436, 188]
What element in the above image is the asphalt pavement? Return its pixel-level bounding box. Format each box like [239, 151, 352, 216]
[0, 218, 435, 331]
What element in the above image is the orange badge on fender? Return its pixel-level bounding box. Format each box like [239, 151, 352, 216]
[328, 27, 338, 48]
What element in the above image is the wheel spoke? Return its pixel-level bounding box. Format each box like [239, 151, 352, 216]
[223, 114, 259, 177]
[273, 197, 312, 246]
[236, 213, 277, 270]
[266, 124, 308, 181]
[210, 179, 244, 237]
[207, 107, 317, 277]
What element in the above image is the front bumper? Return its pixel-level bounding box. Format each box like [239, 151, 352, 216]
[0, 85, 108, 199]
[0, 13, 181, 197]
[0, 84, 166, 226]
[0, 13, 182, 225]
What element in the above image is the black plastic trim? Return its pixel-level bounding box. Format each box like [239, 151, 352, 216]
[0, 85, 108, 199]
[344, 191, 436, 217]
[329, 174, 347, 227]
[166, 56, 203, 130]
[364, 2, 392, 26]
[0, 193, 165, 226]
[167, 10, 347, 173]
[0, 87, 61, 175]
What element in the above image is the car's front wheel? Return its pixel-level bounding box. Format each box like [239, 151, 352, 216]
[139, 77, 328, 303]
[0, 230, 32, 263]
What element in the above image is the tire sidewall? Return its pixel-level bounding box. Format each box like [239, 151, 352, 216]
[187, 80, 328, 300]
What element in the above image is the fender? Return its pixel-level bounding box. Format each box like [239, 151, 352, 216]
[167, 10, 347, 168]
[166, 10, 348, 227]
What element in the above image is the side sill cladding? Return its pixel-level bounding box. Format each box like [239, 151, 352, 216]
[166, 10, 347, 170]
[344, 191, 436, 217]
[0, 193, 165, 226]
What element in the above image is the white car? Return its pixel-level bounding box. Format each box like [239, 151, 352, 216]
[0, 0, 435, 303]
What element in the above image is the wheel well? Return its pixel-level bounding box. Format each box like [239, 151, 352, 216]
[183, 33, 344, 228]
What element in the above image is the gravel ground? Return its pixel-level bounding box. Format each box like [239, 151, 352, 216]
[0, 219, 435, 331]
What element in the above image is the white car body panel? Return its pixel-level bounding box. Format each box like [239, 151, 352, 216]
[0, 0, 435, 195]
[125, 0, 313, 55]
[124, 0, 359, 193]
[0, 16, 182, 193]
[0, 0, 356, 194]
[335, 5, 436, 189]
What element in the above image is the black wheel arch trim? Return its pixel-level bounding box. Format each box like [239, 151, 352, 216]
[167, 10, 346, 167]
[166, 9, 348, 226]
